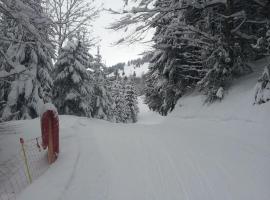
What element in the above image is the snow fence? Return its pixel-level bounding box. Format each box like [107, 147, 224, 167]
[0, 137, 48, 200]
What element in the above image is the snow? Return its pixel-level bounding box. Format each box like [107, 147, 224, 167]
[40, 103, 58, 117]
[1, 59, 270, 200]
[254, 81, 270, 103]
[65, 92, 78, 101]
[24, 79, 33, 99]
[216, 87, 224, 99]
[108, 62, 149, 78]
[120, 62, 149, 77]
[137, 97, 165, 125]
[71, 72, 82, 83]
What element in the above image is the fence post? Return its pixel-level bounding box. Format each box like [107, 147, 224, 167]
[20, 138, 32, 184]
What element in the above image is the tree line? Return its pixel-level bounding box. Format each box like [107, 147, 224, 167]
[111, 0, 270, 115]
[0, 0, 139, 123]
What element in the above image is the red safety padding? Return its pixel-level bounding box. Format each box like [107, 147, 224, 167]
[41, 110, 59, 159]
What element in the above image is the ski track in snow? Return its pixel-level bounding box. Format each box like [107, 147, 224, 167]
[12, 88, 270, 200]
[2, 49, 270, 200]
[15, 112, 270, 200]
[58, 132, 81, 200]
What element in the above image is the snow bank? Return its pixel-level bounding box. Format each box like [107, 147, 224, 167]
[171, 58, 270, 123]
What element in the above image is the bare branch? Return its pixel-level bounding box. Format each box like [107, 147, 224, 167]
[47, 0, 100, 52]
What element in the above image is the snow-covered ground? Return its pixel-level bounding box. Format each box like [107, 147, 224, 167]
[108, 63, 149, 78]
[1, 58, 270, 200]
[120, 62, 149, 77]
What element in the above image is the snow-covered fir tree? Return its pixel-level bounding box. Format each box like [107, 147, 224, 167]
[90, 47, 114, 121]
[53, 39, 94, 117]
[91, 73, 114, 121]
[144, 0, 205, 115]
[0, 0, 55, 121]
[112, 0, 269, 114]
[108, 75, 139, 123]
[124, 80, 139, 123]
[110, 77, 128, 123]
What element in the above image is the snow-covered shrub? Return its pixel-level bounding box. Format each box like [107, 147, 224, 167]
[254, 64, 270, 104]
[254, 28, 270, 104]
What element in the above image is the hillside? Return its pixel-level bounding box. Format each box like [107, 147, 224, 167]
[107, 56, 150, 78]
[118, 62, 149, 77]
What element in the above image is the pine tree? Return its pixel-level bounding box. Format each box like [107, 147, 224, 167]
[124, 80, 139, 123]
[91, 70, 114, 121]
[0, 0, 55, 121]
[198, 41, 232, 102]
[90, 47, 114, 121]
[53, 39, 94, 117]
[191, 0, 260, 102]
[111, 78, 128, 123]
[113, 0, 269, 114]
[145, 0, 206, 115]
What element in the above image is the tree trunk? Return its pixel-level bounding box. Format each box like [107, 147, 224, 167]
[224, 0, 234, 66]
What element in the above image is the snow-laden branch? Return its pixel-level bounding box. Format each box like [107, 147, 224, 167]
[0, 49, 27, 79]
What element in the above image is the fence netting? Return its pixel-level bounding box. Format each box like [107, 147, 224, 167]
[0, 137, 49, 200]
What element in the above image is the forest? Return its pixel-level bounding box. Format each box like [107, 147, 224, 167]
[0, 0, 270, 122]
[0, 0, 139, 123]
[1, 1, 270, 200]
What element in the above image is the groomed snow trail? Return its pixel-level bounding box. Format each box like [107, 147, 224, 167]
[16, 97, 270, 200]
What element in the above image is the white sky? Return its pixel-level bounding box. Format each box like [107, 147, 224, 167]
[91, 0, 153, 66]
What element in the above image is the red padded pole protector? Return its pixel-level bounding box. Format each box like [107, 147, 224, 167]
[41, 110, 59, 163]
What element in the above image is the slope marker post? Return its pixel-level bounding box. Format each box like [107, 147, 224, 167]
[20, 138, 32, 184]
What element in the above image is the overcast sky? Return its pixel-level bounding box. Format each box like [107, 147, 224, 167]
[91, 0, 152, 66]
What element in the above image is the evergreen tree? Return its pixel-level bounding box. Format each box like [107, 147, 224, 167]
[91, 47, 114, 121]
[92, 71, 114, 121]
[0, 0, 55, 121]
[110, 76, 139, 123]
[189, 0, 260, 102]
[112, 0, 269, 114]
[124, 80, 139, 123]
[111, 78, 128, 123]
[53, 39, 94, 117]
[144, 0, 206, 115]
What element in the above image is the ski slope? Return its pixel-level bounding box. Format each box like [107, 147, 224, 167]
[120, 63, 149, 77]
[1, 58, 270, 200]
[108, 63, 149, 78]
[16, 109, 270, 199]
